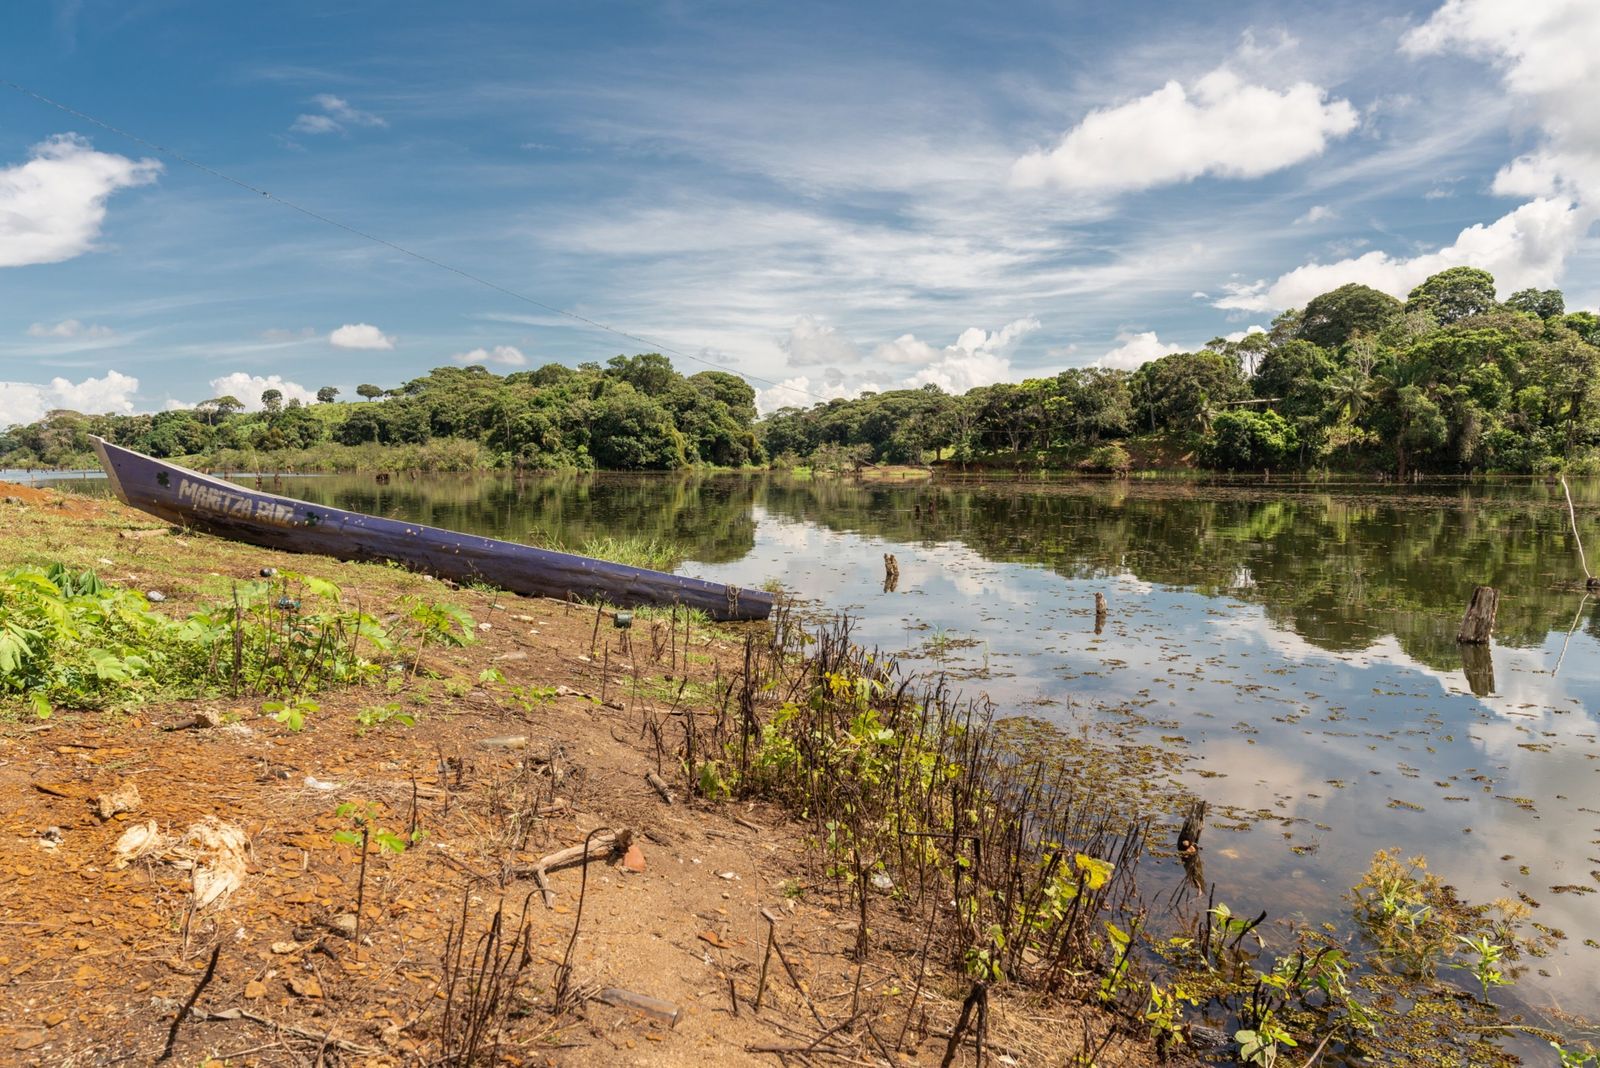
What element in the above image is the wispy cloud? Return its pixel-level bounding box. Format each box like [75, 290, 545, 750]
[27, 318, 113, 339]
[290, 94, 388, 135]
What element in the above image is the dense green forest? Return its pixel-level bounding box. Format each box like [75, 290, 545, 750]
[1, 355, 762, 472]
[764, 268, 1600, 476]
[4, 267, 1598, 474]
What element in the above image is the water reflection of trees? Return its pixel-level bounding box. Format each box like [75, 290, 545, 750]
[261, 472, 1595, 671]
[268, 472, 759, 565]
[755, 478, 1596, 671]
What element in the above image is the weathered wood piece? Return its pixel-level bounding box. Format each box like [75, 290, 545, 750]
[512, 828, 629, 906]
[1456, 586, 1499, 644]
[595, 987, 683, 1027]
[90, 437, 773, 622]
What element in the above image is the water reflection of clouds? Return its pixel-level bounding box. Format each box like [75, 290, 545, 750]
[702, 513, 1600, 1016]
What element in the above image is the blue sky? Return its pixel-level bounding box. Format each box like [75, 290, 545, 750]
[2, 0, 1597, 422]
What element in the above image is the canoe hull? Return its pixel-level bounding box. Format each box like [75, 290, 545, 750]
[90, 439, 773, 622]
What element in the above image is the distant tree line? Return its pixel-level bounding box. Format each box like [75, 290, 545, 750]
[6, 268, 1598, 475]
[759, 268, 1600, 476]
[1, 356, 763, 471]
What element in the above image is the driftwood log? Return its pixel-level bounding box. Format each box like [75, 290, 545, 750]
[1457, 586, 1498, 644]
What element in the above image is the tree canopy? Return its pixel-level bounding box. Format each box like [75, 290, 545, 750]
[755, 269, 1600, 476]
[5, 269, 1598, 477]
[1, 355, 766, 472]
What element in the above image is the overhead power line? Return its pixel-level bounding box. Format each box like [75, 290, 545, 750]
[2, 78, 831, 404]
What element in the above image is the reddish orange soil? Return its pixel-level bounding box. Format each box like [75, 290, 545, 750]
[0, 489, 1158, 1067]
[0, 479, 102, 518]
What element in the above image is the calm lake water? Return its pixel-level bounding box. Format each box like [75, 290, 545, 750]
[53, 468, 1600, 1034]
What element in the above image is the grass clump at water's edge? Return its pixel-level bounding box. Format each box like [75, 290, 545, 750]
[531, 531, 687, 572]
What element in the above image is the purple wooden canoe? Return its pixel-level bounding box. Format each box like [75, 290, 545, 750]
[91, 438, 774, 622]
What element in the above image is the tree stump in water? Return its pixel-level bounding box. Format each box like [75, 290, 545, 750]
[1456, 586, 1498, 644]
[882, 553, 900, 593]
[1094, 592, 1108, 634]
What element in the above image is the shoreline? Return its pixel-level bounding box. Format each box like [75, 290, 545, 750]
[0, 481, 1581, 1066]
[0, 482, 1164, 1067]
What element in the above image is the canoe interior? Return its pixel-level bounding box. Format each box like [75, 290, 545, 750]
[89, 438, 774, 622]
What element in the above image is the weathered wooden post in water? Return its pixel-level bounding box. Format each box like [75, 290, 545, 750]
[1094, 592, 1107, 634]
[882, 553, 900, 593]
[1457, 586, 1498, 645]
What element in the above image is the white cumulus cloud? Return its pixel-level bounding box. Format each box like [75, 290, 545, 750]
[0, 134, 161, 268]
[781, 315, 861, 366]
[329, 323, 395, 350]
[0, 370, 140, 427]
[1012, 68, 1358, 194]
[756, 375, 880, 414]
[1404, 0, 1600, 203]
[206, 372, 319, 411]
[761, 317, 1040, 407]
[1225, 1, 1600, 315]
[1216, 196, 1587, 311]
[451, 344, 527, 367]
[26, 318, 113, 338]
[290, 94, 387, 136]
[895, 318, 1042, 393]
[1093, 331, 1185, 370]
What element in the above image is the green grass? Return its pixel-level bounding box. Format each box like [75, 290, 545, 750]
[567, 534, 686, 572]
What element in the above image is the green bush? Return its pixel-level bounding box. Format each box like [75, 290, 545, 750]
[1, 564, 393, 717]
[1202, 410, 1297, 471]
[1079, 443, 1132, 473]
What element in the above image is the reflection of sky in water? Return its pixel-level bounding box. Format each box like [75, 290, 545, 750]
[696, 507, 1600, 1021]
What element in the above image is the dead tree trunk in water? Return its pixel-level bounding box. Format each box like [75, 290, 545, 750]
[1559, 476, 1598, 589]
[1094, 592, 1107, 635]
[883, 553, 900, 593]
[1457, 586, 1498, 644]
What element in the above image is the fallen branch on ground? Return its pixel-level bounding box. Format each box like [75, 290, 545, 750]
[510, 828, 630, 907]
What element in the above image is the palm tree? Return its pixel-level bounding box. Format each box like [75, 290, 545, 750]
[1328, 366, 1373, 423]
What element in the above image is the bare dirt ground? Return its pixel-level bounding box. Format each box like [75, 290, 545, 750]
[0, 483, 1161, 1067]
